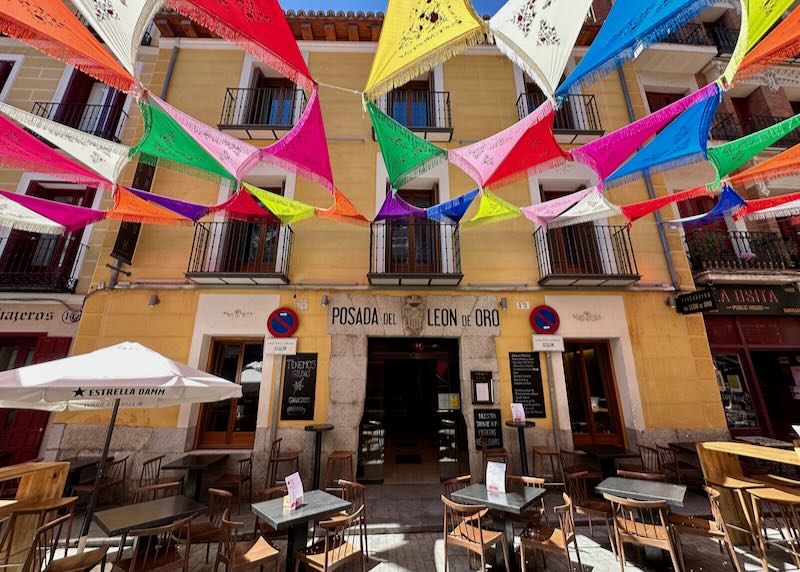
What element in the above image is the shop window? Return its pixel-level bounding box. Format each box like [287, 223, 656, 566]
[713, 353, 760, 430]
[196, 340, 263, 449]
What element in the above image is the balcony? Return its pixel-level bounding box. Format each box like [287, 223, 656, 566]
[685, 229, 799, 283]
[517, 93, 603, 144]
[31, 102, 127, 143]
[709, 26, 739, 55]
[534, 225, 641, 287]
[710, 112, 743, 141]
[378, 90, 453, 142]
[218, 87, 306, 139]
[0, 233, 87, 292]
[186, 221, 292, 285]
[637, 23, 717, 74]
[368, 219, 463, 286]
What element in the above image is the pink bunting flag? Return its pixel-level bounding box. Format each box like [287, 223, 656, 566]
[147, 93, 261, 181]
[0, 115, 108, 185]
[260, 87, 334, 192]
[521, 188, 593, 226]
[571, 82, 720, 181]
[0, 189, 105, 232]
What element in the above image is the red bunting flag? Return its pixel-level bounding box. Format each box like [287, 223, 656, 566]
[734, 190, 800, 219]
[208, 188, 279, 222]
[621, 187, 714, 224]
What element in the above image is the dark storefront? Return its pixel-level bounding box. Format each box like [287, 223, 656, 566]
[703, 284, 800, 440]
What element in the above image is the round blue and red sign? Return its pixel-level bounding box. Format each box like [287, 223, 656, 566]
[530, 305, 560, 334]
[267, 307, 299, 338]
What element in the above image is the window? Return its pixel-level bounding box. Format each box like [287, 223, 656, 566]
[645, 91, 685, 113]
[388, 76, 433, 128]
[222, 185, 284, 274]
[0, 56, 21, 102]
[196, 340, 263, 449]
[540, 187, 602, 274]
[386, 184, 440, 273]
[245, 70, 296, 125]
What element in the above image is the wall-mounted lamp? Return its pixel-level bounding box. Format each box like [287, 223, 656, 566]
[321, 294, 329, 307]
[147, 294, 160, 307]
[499, 297, 508, 310]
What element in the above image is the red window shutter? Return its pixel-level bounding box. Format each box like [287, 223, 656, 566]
[33, 337, 72, 363]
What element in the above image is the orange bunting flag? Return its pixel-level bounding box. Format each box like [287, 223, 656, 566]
[106, 188, 193, 225]
[316, 188, 370, 227]
[737, 6, 800, 80]
[0, 0, 136, 92]
[726, 141, 800, 187]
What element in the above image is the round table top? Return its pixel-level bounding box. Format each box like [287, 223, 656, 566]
[505, 420, 536, 428]
[304, 423, 334, 432]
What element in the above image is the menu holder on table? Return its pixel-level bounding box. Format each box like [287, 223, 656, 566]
[284, 472, 304, 510]
[486, 461, 506, 494]
[511, 403, 525, 424]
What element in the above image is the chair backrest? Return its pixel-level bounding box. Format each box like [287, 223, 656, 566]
[0, 497, 76, 566]
[218, 509, 242, 568]
[443, 475, 471, 498]
[337, 479, 366, 513]
[563, 471, 593, 505]
[604, 493, 671, 545]
[480, 437, 509, 468]
[131, 481, 181, 504]
[208, 488, 233, 528]
[507, 475, 545, 489]
[559, 450, 586, 472]
[639, 445, 661, 473]
[139, 455, 166, 487]
[705, 485, 734, 537]
[269, 438, 283, 461]
[103, 456, 128, 486]
[318, 505, 365, 568]
[616, 469, 666, 482]
[553, 493, 577, 545]
[20, 514, 72, 572]
[656, 445, 677, 468]
[441, 495, 489, 547]
[256, 485, 287, 501]
[238, 456, 252, 481]
[127, 514, 193, 572]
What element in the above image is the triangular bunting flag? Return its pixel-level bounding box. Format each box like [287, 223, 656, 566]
[723, 0, 795, 85]
[571, 82, 719, 181]
[148, 94, 260, 181]
[364, 0, 486, 99]
[375, 190, 427, 221]
[106, 187, 193, 225]
[490, 0, 593, 98]
[0, 189, 105, 232]
[708, 112, 800, 183]
[0, 0, 135, 92]
[727, 141, 800, 187]
[548, 188, 620, 228]
[367, 101, 447, 189]
[0, 102, 130, 184]
[131, 99, 233, 181]
[605, 90, 722, 186]
[168, 0, 312, 89]
[620, 187, 713, 224]
[261, 87, 334, 191]
[426, 189, 479, 223]
[0, 115, 107, 184]
[667, 185, 746, 225]
[245, 183, 316, 225]
[316, 187, 370, 227]
[449, 101, 567, 190]
[209, 189, 278, 222]
[465, 191, 521, 226]
[128, 188, 209, 222]
[735, 190, 800, 220]
[72, 0, 164, 78]
[521, 188, 592, 226]
[737, 6, 800, 80]
[0, 193, 63, 234]
[556, 0, 716, 96]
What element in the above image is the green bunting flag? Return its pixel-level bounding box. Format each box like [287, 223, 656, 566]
[367, 101, 447, 189]
[708, 112, 800, 184]
[464, 190, 520, 227]
[244, 183, 315, 225]
[130, 101, 234, 181]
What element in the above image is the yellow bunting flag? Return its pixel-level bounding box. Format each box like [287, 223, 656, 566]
[464, 190, 520, 227]
[364, 0, 486, 100]
[244, 183, 315, 225]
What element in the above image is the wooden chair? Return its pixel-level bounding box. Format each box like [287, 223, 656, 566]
[603, 493, 682, 572]
[440, 495, 510, 572]
[0, 497, 77, 568]
[112, 514, 194, 572]
[532, 447, 562, 485]
[321, 451, 354, 490]
[21, 513, 109, 572]
[176, 488, 232, 563]
[443, 475, 471, 498]
[253, 486, 287, 541]
[657, 445, 702, 485]
[266, 438, 300, 488]
[294, 505, 366, 572]
[212, 456, 253, 514]
[748, 486, 800, 570]
[333, 480, 369, 558]
[139, 454, 184, 493]
[507, 475, 548, 530]
[563, 470, 616, 556]
[131, 481, 182, 504]
[616, 469, 666, 482]
[520, 493, 582, 572]
[480, 437, 510, 477]
[618, 445, 661, 475]
[669, 486, 744, 572]
[73, 456, 128, 505]
[559, 451, 596, 482]
[215, 509, 279, 572]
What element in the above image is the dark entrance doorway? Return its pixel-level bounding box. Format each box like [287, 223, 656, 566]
[357, 338, 468, 484]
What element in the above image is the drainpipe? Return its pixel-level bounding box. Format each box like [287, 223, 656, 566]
[617, 67, 681, 291]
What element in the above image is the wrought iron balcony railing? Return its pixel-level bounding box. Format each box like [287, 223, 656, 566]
[534, 224, 640, 287]
[31, 102, 127, 143]
[685, 229, 798, 273]
[709, 26, 740, 55]
[219, 87, 306, 136]
[661, 23, 714, 46]
[748, 115, 800, 147]
[710, 113, 743, 141]
[187, 221, 292, 285]
[379, 90, 453, 141]
[0, 233, 87, 292]
[517, 93, 603, 135]
[368, 219, 462, 285]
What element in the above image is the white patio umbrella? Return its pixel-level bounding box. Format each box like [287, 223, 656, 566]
[0, 341, 242, 548]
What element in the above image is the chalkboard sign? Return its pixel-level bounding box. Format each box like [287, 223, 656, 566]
[509, 352, 546, 418]
[280, 353, 318, 420]
[474, 409, 502, 450]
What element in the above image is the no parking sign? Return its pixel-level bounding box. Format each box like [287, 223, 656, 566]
[530, 305, 560, 334]
[267, 307, 299, 338]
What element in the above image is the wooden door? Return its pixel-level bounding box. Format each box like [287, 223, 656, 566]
[563, 341, 624, 447]
[387, 185, 439, 273]
[645, 92, 685, 113]
[541, 188, 602, 274]
[248, 71, 294, 125]
[222, 186, 282, 273]
[389, 79, 431, 128]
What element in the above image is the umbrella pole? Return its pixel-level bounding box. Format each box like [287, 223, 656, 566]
[77, 398, 120, 552]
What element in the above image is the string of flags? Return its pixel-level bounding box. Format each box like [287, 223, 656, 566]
[0, 0, 797, 237]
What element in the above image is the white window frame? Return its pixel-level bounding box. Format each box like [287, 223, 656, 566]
[0, 54, 23, 102]
[236, 54, 306, 127]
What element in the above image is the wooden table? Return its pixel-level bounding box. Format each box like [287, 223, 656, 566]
[453, 483, 546, 572]
[161, 454, 228, 501]
[697, 442, 800, 544]
[252, 489, 351, 572]
[60, 456, 113, 496]
[596, 477, 687, 507]
[734, 436, 794, 449]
